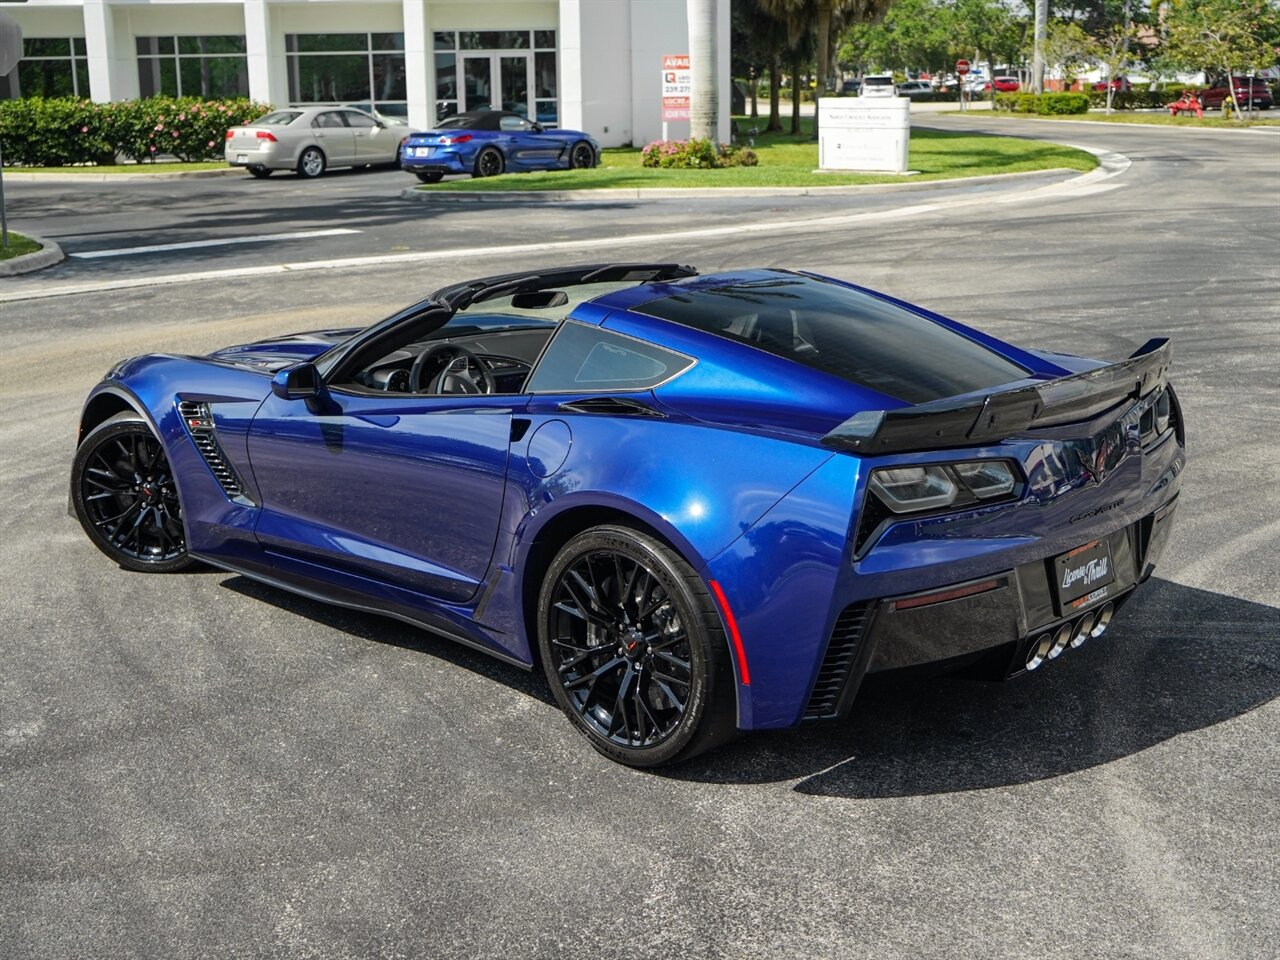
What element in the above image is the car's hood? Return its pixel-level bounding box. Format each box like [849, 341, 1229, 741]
[206, 328, 360, 371]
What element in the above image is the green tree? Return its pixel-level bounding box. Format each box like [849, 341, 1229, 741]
[1038, 20, 1097, 88]
[1162, 0, 1280, 107]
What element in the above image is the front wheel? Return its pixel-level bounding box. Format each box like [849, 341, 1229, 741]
[70, 412, 193, 573]
[415, 171, 444, 183]
[297, 146, 326, 178]
[569, 141, 596, 169]
[537, 525, 737, 767]
[473, 147, 504, 178]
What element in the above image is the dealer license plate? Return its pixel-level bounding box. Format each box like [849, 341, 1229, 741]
[236, 153, 247, 163]
[414, 147, 434, 157]
[1054, 538, 1116, 611]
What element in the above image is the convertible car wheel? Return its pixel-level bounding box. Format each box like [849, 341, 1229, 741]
[71, 413, 192, 573]
[474, 147, 505, 178]
[569, 141, 596, 169]
[538, 525, 736, 767]
[297, 147, 326, 178]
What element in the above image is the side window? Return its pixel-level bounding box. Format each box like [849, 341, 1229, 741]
[313, 111, 345, 129]
[499, 115, 533, 132]
[527, 322, 694, 393]
[344, 111, 376, 129]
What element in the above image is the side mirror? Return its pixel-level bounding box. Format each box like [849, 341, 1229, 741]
[271, 362, 323, 401]
[531, 122, 544, 133]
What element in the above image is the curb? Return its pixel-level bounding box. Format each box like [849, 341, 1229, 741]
[944, 113, 1280, 134]
[400, 165, 1082, 204]
[0, 232, 65, 276]
[1, 166, 245, 183]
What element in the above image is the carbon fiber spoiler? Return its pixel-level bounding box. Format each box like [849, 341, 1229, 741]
[822, 338, 1172, 455]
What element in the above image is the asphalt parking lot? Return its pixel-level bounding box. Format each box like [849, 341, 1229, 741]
[2, 117, 1278, 960]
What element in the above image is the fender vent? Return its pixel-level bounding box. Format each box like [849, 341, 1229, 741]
[178, 401, 249, 501]
[804, 604, 872, 721]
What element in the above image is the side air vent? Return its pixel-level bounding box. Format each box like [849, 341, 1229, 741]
[557, 396, 665, 418]
[177, 400, 250, 502]
[803, 604, 873, 721]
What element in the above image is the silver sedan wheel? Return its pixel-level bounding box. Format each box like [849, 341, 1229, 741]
[298, 147, 326, 178]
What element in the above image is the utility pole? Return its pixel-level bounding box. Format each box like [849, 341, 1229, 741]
[1032, 0, 1048, 94]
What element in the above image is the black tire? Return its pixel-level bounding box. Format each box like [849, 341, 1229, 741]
[247, 165, 272, 179]
[297, 146, 326, 178]
[70, 412, 193, 574]
[569, 140, 596, 169]
[415, 171, 444, 183]
[537, 524, 737, 767]
[473, 147, 504, 178]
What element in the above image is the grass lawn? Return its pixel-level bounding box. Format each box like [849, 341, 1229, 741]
[982, 111, 1280, 128]
[7, 161, 231, 174]
[425, 121, 1096, 192]
[0, 232, 41, 260]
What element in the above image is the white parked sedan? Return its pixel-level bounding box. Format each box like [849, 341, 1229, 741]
[225, 107, 408, 179]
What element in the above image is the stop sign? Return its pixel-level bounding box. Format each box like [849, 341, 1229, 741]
[956, 60, 971, 76]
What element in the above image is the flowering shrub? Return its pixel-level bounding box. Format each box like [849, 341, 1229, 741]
[0, 96, 271, 166]
[640, 138, 756, 169]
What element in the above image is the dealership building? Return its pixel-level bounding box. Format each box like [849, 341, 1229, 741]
[2, 0, 730, 146]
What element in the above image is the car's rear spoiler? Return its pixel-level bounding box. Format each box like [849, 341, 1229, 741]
[822, 338, 1172, 455]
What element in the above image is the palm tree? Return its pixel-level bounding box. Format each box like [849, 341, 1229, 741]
[688, 0, 719, 140]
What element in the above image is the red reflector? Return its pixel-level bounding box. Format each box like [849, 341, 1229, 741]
[708, 579, 750, 686]
[255, 130, 276, 142]
[892, 578, 1002, 612]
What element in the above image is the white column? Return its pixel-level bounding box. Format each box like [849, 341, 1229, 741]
[244, 0, 287, 107]
[82, 0, 123, 101]
[559, 0, 632, 145]
[557, 0, 585, 134]
[403, 0, 432, 130]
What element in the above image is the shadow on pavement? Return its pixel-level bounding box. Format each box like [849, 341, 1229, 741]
[667, 578, 1279, 796]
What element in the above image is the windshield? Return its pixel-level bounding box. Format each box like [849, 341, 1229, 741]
[255, 111, 302, 125]
[636, 272, 1029, 404]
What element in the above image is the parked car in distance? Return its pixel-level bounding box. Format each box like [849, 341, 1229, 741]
[896, 80, 934, 98]
[986, 77, 1020, 92]
[860, 74, 896, 98]
[840, 78, 862, 95]
[226, 106, 408, 178]
[1198, 76, 1273, 110]
[1091, 76, 1132, 92]
[400, 110, 599, 183]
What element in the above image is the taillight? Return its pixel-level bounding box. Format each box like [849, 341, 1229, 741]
[439, 134, 473, 145]
[256, 130, 277, 142]
[225, 129, 234, 140]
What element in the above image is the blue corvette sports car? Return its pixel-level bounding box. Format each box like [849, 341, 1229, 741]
[399, 110, 599, 182]
[70, 264, 1185, 767]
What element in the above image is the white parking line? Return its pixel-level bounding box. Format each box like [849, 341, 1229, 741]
[70, 228, 362, 259]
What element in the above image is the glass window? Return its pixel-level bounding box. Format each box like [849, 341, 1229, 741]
[527, 322, 694, 393]
[136, 36, 248, 99]
[17, 59, 77, 98]
[499, 114, 536, 131]
[636, 273, 1029, 405]
[138, 57, 178, 98]
[372, 53, 406, 101]
[289, 53, 369, 103]
[535, 101, 558, 125]
[534, 31, 556, 49]
[288, 34, 364, 53]
[179, 56, 249, 98]
[372, 33, 405, 51]
[342, 110, 376, 128]
[256, 111, 303, 125]
[26, 38, 73, 58]
[534, 51, 556, 99]
[433, 32, 456, 51]
[436, 101, 459, 121]
[434, 53, 457, 100]
[177, 36, 246, 55]
[73, 38, 88, 56]
[313, 111, 348, 128]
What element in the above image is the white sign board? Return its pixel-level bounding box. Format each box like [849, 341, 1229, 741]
[662, 54, 690, 121]
[817, 97, 910, 173]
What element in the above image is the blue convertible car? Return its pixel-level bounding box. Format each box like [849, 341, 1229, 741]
[399, 110, 599, 182]
[70, 265, 1185, 766]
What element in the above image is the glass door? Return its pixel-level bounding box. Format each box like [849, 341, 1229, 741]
[500, 55, 530, 117]
[461, 54, 493, 111]
[460, 52, 533, 117]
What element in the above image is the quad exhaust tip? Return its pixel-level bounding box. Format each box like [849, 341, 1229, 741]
[1023, 601, 1116, 672]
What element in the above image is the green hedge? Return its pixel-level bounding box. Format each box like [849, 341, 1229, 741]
[995, 92, 1091, 115]
[0, 96, 272, 166]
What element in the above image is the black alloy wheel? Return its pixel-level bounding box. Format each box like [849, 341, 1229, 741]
[474, 147, 504, 178]
[569, 141, 596, 169]
[415, 171, 444, 183]
[71, 413, 193, 573]
[538, 525, 736, 767]
[297, 146, 326, 178]
[247, 165, 272, 179]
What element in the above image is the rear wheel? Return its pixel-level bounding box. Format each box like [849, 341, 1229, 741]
[415, 171, 444, 183]
[297, 147, 326, 178]
[70, 413, 192, 573]
[247, 164, 272, 179]
[537, 525, 737, 767]
[569, 141, 596, 169]
[474, 147, 504, 178]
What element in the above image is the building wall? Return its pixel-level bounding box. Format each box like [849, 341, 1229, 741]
[5, 0, 731, 148]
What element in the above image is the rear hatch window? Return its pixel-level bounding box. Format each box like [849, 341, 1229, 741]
[636, 272, 1029, 404]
